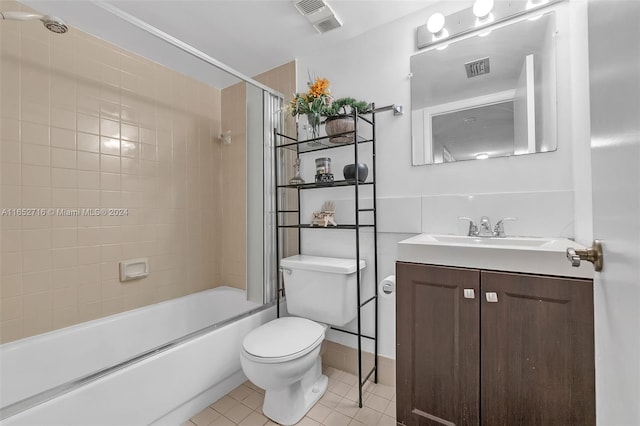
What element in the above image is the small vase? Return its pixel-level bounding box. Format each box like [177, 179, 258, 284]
[306, 113, 321, 139]
[289, 158, 305, 185]
[343, 163, 368, 182]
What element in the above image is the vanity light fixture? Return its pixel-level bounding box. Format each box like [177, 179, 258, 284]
[416, 0, 563, 50]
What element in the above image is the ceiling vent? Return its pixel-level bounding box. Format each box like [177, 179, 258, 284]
[293, 0, 343, 34]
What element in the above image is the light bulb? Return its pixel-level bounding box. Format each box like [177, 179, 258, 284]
[473, 0, 494, 19]
[427, 13, 445, 35]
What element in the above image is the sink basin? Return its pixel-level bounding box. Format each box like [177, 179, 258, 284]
[397, 234, 593, 278]
[424, 234, 554, 248]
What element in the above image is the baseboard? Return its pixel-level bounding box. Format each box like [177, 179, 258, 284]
[321, 340, 396, 387]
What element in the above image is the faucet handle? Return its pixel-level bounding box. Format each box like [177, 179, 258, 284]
[493, 217, 517, 237]
[458, 216, 479, 236]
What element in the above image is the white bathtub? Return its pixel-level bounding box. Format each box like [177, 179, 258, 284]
[0, 286, 276, 425]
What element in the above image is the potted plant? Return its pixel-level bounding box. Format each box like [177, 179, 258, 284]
[323, 97, 371, 144]
[286, 76, 332, 139]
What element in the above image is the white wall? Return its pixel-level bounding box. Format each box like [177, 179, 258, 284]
[296, 1, 592, 358]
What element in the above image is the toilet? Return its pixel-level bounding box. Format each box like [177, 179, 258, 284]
[240, 255, 365, 425]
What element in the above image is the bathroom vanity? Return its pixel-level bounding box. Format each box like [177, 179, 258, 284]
[395, 235, 595, 426]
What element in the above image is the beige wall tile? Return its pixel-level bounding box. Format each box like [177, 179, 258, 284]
[1, 162, 21, 187]
[77, 113, 100, 135]
[77, 132, 100, 153]
[1, 318, 23, 342]
[1, 185, 21, 207]
[51, 148, 77, 169]
[1, 296, 22, 321]
[22, 143, 50, 167]
[1, 251, 22, 275]
[22, 186, 50, 207]
[22, 249, 52, 273]
[1, 141, 21, 164]
[23, 309, 53, 337]
[51, 267, 79, 289]
[22, 165, 50, 187]
[51, 110, 77, 133]
[1, 229, 21, 253]
[51, 168, 77, 189]
[22, 229, 51, 251]
[22, 271, 52, 295]
[0, 274, 22, 298]
[53, 306, 80, 329]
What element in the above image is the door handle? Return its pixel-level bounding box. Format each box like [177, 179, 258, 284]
[566, 240, 603, 272]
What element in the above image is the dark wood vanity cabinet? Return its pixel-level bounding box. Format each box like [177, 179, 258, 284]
[396, 262, 595, 426]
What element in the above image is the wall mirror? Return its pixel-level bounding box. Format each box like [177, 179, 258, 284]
[411, 11, 558, 165]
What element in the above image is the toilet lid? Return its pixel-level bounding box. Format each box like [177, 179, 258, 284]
[242, 317, 325, 359]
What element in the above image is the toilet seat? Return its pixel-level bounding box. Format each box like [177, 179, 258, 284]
[242, 317, 325, 364]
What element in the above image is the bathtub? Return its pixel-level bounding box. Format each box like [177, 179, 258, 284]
[0, 286, 276, 425]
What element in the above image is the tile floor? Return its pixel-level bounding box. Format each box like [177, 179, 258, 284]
[183, 366, 396, 426]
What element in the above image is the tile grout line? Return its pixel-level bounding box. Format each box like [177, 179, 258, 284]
[188, 366, 396, 426]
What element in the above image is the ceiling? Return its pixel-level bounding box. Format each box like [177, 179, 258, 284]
[20, 0, 440, 88]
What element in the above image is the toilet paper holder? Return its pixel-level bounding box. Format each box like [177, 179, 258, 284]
[380, 275, 395, 295]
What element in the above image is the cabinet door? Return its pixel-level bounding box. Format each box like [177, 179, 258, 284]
[396, 262, 480, 426]
[481, 271, 595, 426]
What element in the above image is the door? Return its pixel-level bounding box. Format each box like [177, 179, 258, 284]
[396, 262, 479, 426]
[480, 271, 595, 426]
[587, 1, 640, 424]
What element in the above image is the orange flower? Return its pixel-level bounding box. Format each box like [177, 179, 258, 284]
[286, 75, 332, 117]
[307, 77, 330, 98]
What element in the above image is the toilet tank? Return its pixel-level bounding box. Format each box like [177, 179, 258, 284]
[280, 255, 366, 327]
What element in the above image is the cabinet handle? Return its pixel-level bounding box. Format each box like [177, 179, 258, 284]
[463, 289, 475, 299]
[485, 292, 499, 303]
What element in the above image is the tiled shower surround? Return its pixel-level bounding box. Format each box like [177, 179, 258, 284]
[0, 0, 295, 343]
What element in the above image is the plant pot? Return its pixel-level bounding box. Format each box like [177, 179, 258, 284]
[343, 163, 368, 182]
[325, 115, 355, 144]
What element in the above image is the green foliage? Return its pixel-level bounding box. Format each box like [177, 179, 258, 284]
[324, 97, 371, 117]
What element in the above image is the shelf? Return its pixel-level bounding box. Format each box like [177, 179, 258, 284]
[273, 106, 379, 408]
[277, 180, 374, 190]
[277, 224, 375, 230]
[275, 132, 373, 154]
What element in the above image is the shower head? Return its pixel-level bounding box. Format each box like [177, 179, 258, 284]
[1, 11, 68, 34]
[41, 16, 68, 34]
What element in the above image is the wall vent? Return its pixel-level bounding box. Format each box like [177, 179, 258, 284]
[465, 57, 491, 78]
[293, 0, 343, 34]
[294, 0, 326, 16]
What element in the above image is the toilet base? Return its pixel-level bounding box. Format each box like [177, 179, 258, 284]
[262, 357, 328, 425]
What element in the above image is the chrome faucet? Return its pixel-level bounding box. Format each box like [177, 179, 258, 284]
[493, 217, 517, 237]
[479, 216, 493, 237]
[458, 217, 479, 236]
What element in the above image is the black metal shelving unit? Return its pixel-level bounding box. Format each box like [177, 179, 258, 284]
[273, 108, 379, 408]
